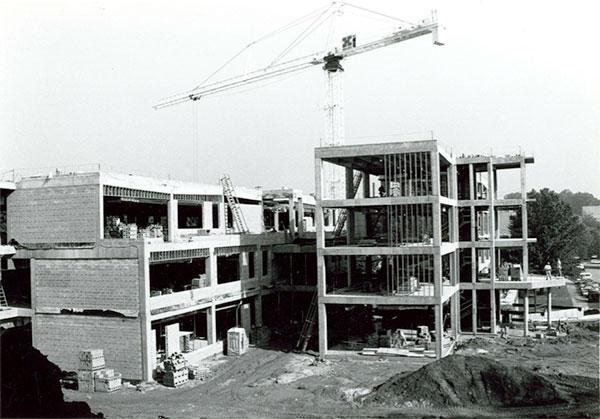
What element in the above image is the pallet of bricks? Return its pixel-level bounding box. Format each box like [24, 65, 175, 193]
[163, 353, 189, 388]
[77, 349, 122, 393]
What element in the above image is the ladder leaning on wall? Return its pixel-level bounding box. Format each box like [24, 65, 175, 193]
[0, 283, 9, 308]
[220, 175, 250, 234]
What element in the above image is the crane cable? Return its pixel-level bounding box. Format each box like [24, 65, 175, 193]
[194, 3, 332, 90]
[270, 3, 336, 66]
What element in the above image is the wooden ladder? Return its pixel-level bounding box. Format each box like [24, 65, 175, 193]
[220, 175, 250, 234]
[0, 283, 9, 308]
[296, 291, 318, 352]
[333, 171, 363, 237]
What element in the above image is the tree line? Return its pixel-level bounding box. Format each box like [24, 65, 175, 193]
[508, 189, 600, 275]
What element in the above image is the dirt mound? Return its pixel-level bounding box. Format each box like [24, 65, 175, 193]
[363, 355, 566, 408]
[0, 325, 101, 418]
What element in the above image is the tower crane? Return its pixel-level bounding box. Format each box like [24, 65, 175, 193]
[154, 2, 443, 198]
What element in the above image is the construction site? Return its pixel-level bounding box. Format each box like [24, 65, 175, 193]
[0, 2, 598, 418]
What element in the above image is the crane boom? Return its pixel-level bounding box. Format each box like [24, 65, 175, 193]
[154, 19, 440, 110]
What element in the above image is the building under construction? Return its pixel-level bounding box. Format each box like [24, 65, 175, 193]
[0, 140, 566, 381]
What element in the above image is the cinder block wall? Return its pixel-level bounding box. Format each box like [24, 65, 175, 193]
[34, 259, 139, 312]
[32, 257, 143, 379]
[33, 314, 143, 379]
[7, 180, 100, 244]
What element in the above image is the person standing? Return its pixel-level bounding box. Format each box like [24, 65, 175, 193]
[544, 262, 552, 280]
[557, 258, 562, 277]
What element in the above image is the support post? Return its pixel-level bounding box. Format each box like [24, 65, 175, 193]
[288, 196, 296, 235]
[520, 158, 529, 280]
[547, 288, 552, 328]
[472, 289, 478, 334]
[167, 197, 178, 242]
[202, 201, 213, 230]
[450, 294, 458, 338]
[523, 290, 529, 337]
[207, 305, 217, 344]
[297, 197, 304, 235]
[434, 304, 443, 359]
[255, 294, 263, 327]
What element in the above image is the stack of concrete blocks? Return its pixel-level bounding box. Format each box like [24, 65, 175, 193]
[77, 349, 105, 392]
[227, 327, 248, 356]
[163, 353, 189, 388]
[94, 368, 123, 392]
[188, 364, 211, 381]
[77, 350, 122, 393]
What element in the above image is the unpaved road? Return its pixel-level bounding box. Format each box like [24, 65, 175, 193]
[66, 333, 599, 418]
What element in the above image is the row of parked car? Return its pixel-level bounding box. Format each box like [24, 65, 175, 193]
[574, 264, 599, 301]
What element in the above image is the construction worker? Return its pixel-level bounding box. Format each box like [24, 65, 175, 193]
[544, 262, 552, 280]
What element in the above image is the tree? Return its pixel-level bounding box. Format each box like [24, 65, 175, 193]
[510, 188, 587, 274]
[558, 190, 600, 215]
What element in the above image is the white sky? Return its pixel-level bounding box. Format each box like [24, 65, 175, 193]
[1, 0, 599, 196]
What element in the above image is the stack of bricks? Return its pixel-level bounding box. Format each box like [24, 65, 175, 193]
[77, 349, 122, 393]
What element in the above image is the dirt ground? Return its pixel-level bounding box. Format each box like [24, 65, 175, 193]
[66, 329, 599, 418]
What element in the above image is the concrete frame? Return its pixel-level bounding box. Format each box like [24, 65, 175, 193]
[315, 140, 460, 359]
[455, 154, 564, 337]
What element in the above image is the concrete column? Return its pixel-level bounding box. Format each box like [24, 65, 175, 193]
[468, 164, 474, 200]
[472, 289, 478, 334]
[254, 294, 263, 327]
[488, 160, 496, 334]
[207, 251, 218, 287]
[98, 183, 104, 240]
[202, 201, 213, 230]
[547, 288, 552, 328]
[218, 202, 226, 233]
[450, 294, 458, 338]
[490, 289, 497, 334]
[361, 171, 369, 198]
[520, 159, 529, 279]
[240, 251, 249, 281]
[207, 305, 217, 344]
[273, 211, 279, 232]
[318, 302, 328, 358]
[288, 196, 296, 235]
[297, 197, 304, 234]
[167, 198, 178, 242]
[434, 304, 443, 359]
[139, 243, 153, 382]
[523, 290, 529, 337]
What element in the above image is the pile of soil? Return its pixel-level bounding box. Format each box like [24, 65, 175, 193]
[0, 325, 101, 418]
[363, 355, 566, 408]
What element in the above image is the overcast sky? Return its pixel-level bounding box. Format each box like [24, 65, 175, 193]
[1, 0, 599, 196]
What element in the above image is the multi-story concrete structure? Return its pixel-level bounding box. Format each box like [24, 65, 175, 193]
[1, 139, 567, 381]
[314, 140, 565, 359]
[4, 170, 311, 381]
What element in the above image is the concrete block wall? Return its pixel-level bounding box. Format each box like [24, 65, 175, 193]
[8, 184, 100, 244]
[34, 259, 139, 313]
[33, 314, 143, 379]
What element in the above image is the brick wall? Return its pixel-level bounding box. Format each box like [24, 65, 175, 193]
[34, 259, 139, 313]
[7, 184, 100, 243]
[34, 314, 143, 380]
